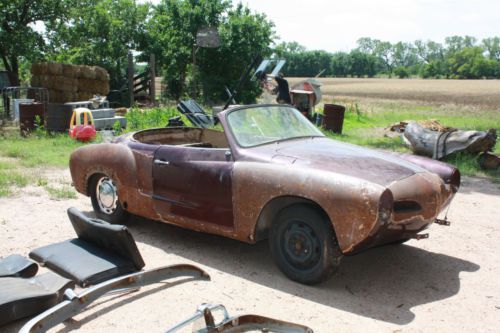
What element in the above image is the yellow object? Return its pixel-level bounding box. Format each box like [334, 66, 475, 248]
[69, 107, 94, 129]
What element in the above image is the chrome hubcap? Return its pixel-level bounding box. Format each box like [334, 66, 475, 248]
[96, 177, 118, 214]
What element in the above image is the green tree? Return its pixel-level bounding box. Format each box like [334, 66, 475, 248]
[445, 35, 477, 55]
[142, 0, 231, 99]
[274, 41, 306, 56]
[448, 46, 494, 79]
[394, 66, 410, 79]
[198, 3, 274, 103]
[0, 0, 74, 85]
[46, 0, 149, 88]
[331, 52, 350, 77]
[348, 50, 377, 78]
[356, 38, 393, 75]
[482, 37, 500, 61]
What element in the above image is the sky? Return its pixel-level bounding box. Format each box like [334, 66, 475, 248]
[241, 0, 500, 52]
[141, 0, 500, 52]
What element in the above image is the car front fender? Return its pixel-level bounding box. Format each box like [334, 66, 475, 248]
[232, 162, 387, 253]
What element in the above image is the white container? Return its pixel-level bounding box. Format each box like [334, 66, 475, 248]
[12, 99, 34, 121]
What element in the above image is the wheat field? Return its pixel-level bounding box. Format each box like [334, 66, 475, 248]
[289, 78, 500, 111]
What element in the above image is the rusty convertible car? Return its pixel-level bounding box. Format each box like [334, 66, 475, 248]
[70, 104, 460, 284]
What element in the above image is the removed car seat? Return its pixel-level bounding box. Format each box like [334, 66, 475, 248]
[0, 254, 38, 278]
[177, 99, 217, 128]
[0, 272, 74, 326]
[29, 207, 145, 287]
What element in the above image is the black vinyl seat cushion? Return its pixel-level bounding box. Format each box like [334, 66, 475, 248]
[29, 208, 145, 287]
[0, 272, 74, 326]
[0, 254, 38, 278]
[29, 239, 137, 287]
[177, 99, 214, 128]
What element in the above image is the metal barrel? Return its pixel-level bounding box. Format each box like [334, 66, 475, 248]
[322, 104, 345, 134]
[19, 102, 44, 133]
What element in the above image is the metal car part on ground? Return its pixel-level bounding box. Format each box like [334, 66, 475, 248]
[165, 303, 313, 333]
[0, 208, 209, 329]
[69, 104, 460, 285]
[19, 265, 210, 333]
[403, 121, 497, 159]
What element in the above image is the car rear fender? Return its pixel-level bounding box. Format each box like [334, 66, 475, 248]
[232, 162, 387, 253]
[70, 143, 138, 197]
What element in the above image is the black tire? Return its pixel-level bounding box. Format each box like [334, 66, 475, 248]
[388, 238, 411, 245]
[269, 205, 342, 285]
[89, 173, 129, 224]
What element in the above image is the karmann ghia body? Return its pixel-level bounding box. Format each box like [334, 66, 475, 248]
[70, 104, 460, 284]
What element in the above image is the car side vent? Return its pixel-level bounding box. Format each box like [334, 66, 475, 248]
[394, 200, 422, 213]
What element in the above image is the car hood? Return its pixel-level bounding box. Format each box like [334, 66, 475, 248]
[272, 137, 427, 186]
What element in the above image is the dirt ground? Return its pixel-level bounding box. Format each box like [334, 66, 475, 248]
[1, 169, 500, 333]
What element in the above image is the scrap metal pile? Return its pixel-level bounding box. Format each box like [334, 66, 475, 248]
[389, 120, 499, 170]
[0, 208, 313, 333]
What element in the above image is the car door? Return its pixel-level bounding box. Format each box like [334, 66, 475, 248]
[152, 145, 234, 227]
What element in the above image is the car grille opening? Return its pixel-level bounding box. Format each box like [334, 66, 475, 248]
[394, 200, 422, 213]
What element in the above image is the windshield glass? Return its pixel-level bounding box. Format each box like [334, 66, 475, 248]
[227, 105, 324, 147]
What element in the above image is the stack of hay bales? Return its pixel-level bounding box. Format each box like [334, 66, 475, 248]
[31, 63, 109, 103]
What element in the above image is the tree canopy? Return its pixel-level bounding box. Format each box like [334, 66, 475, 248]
[0, 0, 75, 85]
[2, 0, 500, 105]
[275, 36, 500, 79]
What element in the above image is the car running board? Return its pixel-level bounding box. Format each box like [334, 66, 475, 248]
[20, 264, 210, 333]
[165, 303, 313, 333]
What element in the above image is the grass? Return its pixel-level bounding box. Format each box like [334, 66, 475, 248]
[0, 132, 88, 168]
[125, 106, 187, 131]
[0, 129, 91, 197]
[0, 78, 498, 197]
[0, 159, 30, 197]
[318, 99, 499, 181]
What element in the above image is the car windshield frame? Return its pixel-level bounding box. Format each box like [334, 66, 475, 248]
[225, 104, 324, 148]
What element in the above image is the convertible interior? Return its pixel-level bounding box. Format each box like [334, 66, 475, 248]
[132, 127, 229, 148]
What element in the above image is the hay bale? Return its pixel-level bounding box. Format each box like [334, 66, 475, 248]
[47, 62, 63, 76]
[77, 78, 109, 95]
[33, 75, 53, 90]
[62, 64, 80, 78]
[77, 78, 94, 92]
[31, 63, 44, 76]
[77, 91, 93, 101]
[30, 76, 40, 87]
[49, 90, 78, 103]
[100, 81, 110, 95]
[79, 66, 97, 80]
[53, 76, 78, 93]
[94, 67, 109, 81]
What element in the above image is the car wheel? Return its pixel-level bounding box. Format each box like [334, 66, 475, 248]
[389, 238, 411, 245]
[90, 173, 128, 223]
[269, 205, 342, 285]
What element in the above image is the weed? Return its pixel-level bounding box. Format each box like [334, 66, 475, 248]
[125, 107, 189, 131]
[45, 185, 77, 200]
[0, 170, 30, 197]
[36, 177, 48, 187]
[113, 120, 123, 135]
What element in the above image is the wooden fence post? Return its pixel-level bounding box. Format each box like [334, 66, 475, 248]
[149, 54, 156, 106]
[127, 51, 134, 107]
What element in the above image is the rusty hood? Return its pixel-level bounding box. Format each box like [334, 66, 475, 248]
[271, 137, 427, 186]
